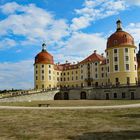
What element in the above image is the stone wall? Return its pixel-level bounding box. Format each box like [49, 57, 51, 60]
[0, 87, 140, 102]
[0, 90, 60, 102]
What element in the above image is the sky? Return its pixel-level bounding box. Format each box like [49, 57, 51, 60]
[0, 0, 140, 90]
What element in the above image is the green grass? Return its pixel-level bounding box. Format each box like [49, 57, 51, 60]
[0, 100, 140, 107]
[0, 108, 140, 140]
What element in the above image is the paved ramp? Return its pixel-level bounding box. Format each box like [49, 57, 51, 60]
[0, 103, 140, 110]
[0, 90, 60, 102]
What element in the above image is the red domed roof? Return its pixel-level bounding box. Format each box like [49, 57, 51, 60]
[107, 20, 134, 49]
[35, 50, 54, 64]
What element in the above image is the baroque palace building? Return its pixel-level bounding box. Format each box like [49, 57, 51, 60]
[34, 20, 140, 90]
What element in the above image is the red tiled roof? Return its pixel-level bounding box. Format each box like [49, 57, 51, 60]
[80, 52, 105, 64]
[54, 63, 79, 71]
[35, 50, 54, 64]
[107, 30, 134, 49]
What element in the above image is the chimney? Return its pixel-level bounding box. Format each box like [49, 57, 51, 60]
[94, 50, 97, 53]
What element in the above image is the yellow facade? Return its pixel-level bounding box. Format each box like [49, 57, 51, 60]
[106, 45, 137, 85]
[34, 20, 139, 89]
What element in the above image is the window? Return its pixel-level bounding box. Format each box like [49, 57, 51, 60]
[81, 75, 83, 79]
[57, 72, 59, 75]
[125, 48, 128, 53]
[57, 77, 59, 81]
[102, 67, 104, 71]
[36, 76, 38, 80]
[36, 70, 38, 74]
[81, 65, 83, 68]
[122, 92, 125, 98]
[42, 76, 44, 80]
[114, 93, 117, 98]
[123, 34, 127, 38]
[36, 65, 38, 69]
[107, 59, 109, 63]
[126, 64, 129, 70]
[42, 84, 44, 89]
[76, 76, 78, 80]
[108, 66, 109, 72]
[42, 65, 44, 68]
[102, 73, 104, 78]
[125, 56, 129, 61]
[64, 78, 66, 81]
[49, 70, 51, 74]
[135, 65, 137, 70]
[134, 49, 136, 53]
[42, 70, 44, 74]
[95, 74, 98, 78]
[72, 77, 74, 80]
[114, 57, 118, 62]
[127, 77, 130, 85]
[95, 62, 98, 66]
[67, 72, 69, 75]
[76, 71, 78, 74]
[115, 78, 119, 83]
[115, 65, 118, 71]
[81, 70, 83, 73]
[95, 68, 97, 72]
[64, 72, 65, 75]
[61, 78, 62, 81]
[36, 85, 38, 89]
[49, 65, 51, 68]
[114, 49, 117, 53]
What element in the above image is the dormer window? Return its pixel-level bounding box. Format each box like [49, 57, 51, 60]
[114, 40, 117, 45]
[123, 34, 127, 38]
[95, 62, 98, 66]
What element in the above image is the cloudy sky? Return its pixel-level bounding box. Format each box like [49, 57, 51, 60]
[0, 0, 140, 90]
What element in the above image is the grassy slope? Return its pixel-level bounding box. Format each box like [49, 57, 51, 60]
[0, 108, 140, 140]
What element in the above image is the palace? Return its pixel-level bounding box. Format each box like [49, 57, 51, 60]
[34, 20, 140, 90]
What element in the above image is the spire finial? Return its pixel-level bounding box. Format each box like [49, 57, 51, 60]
[42, 42, 46, 51]
[116, 19, 122, 31]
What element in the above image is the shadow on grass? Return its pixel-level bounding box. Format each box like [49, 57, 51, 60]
[68, 131, 140, 140]
[115, 114, 140, 118]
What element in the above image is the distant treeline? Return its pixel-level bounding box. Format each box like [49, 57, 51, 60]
[0, 89, 22, 94]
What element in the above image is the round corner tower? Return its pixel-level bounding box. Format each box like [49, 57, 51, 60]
[106, 20, 138, 85]
[34, 43, 54, 89]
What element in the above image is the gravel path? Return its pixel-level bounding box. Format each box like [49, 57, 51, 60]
[0, 103, 140, 110]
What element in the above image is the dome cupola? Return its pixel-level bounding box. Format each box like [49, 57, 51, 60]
[35, 43, 54, 64]
[107, 20, 134, 49]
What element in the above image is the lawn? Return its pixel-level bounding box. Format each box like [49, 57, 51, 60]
[0, 100, 140, 107]
[0, 107, 140, 140]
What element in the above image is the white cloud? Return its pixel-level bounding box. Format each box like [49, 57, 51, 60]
[0, 2, 21, 14]
[71, 0, 126, 31]
[126, 22, 140, 47]
[54, 32, 106, 63]
[0, 60, 34, 90]
[0, 2, 69, 48]
[125, 0, 140, 6]
[0, 38, 17, 49]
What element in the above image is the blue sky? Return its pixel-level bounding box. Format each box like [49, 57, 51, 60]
[0, 0, 140, 90]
